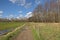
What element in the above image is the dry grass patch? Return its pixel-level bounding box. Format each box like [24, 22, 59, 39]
[29, 23, 60, 40]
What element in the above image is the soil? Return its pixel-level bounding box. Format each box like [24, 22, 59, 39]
[13, 26, 34, 40]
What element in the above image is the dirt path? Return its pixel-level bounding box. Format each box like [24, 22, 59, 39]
[13, 26, 34, 40]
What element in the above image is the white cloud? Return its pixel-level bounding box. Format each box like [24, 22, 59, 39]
[7, 14, 14, 20]
[9, 0, 32, 8]
[9, 0, 26, 6]
[16, 14, 23, 19]
[19, 11, 22, 13]
[35, 0, 40, 4]
[9, 14, 14, 19]
[16, 17, 20, 19]
[19, 14, 23, 17]
[9, 0, 17, 3]
[0, 11, 3, 14]
[0, 11, 3, 17]
[25, 12, 32, 18]
[17, 0, 26, 6]
[24, 3, 32, 9]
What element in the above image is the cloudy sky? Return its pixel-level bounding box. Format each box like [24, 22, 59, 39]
[0, 0, 45, 18]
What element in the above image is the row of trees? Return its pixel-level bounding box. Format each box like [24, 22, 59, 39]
[28, 0, 60, 22]
[0, 18, 27, 22]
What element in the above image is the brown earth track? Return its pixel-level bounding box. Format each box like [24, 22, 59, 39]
[13, 26, 34, 40]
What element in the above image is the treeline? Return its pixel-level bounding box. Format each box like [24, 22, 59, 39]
[0, 18, 27, 22]
[28, 0, 60, 22]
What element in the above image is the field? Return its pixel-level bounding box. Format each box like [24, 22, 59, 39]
[0, 22, 24, 30]
[29, 23, 60, 40]
[0, 22, 25, 40]
[0, 22, 60, 40]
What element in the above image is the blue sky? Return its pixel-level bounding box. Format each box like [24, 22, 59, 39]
[0, 0, 46, 19]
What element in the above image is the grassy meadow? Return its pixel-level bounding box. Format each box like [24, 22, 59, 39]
[29, 23, 60, 40]
[0, 22, 24, 30]
[0, 22, 25, 40]
[0, 22, 60, 40]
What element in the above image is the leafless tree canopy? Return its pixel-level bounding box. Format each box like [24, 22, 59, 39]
[28, 0, 60, 23]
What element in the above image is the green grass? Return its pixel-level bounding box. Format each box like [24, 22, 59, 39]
[29, 23, 60, 40]
[0, 22, 24, 30]
[0, 24, 25, 40]
[0, 22, 25, 40]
